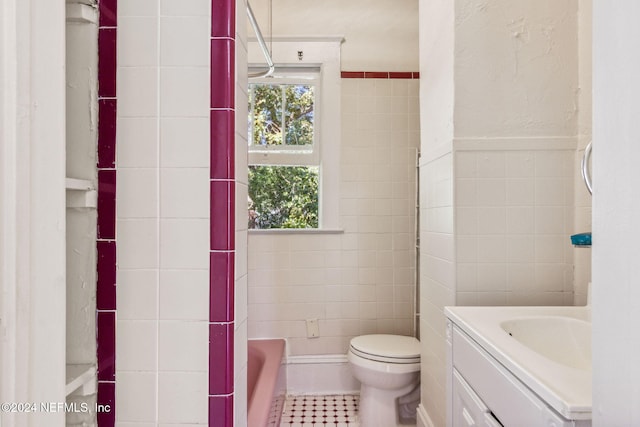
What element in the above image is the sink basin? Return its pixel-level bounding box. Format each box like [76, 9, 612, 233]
[445, 305, 592, 420]
[501, 316, 591, 371]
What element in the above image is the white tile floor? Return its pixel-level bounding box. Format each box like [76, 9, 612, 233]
[278, 394, 360, 427]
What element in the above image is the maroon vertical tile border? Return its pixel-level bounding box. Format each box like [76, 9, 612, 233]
[209, 395, 234, 427]
[210, 180, 235, 251]
[210, 38, 235, 109]
[97, 169, 117, 240]
[98, 28, 117, 98]
[97, 241, 117, 311]
[210, 1, 236, 426]
[210, 252, 235, 322]
[97, 311, 116, 381]
[97, 1, 118, 425]
[340, 70, 420, 79]
[211, 0, 235, 38]
[97, 382, 116, 425]
[210, 109, 235, 180]
[209, 323, 234, 395]
[99, 0, 117, 27]
[98, 99, 117, 168]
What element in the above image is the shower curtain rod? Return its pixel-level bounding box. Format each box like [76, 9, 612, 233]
[247, 1, 275, 79]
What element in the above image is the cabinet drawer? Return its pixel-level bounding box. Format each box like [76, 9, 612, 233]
[453, 370, 502, 427]
[453, 326, 572, 427]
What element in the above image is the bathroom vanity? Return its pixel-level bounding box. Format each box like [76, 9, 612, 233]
[445, 306, 592, 427]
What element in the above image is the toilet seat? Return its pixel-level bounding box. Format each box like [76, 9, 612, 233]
[349, 334, 420, 364]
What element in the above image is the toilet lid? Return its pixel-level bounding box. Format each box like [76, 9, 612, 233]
[350, 334, 421, 364]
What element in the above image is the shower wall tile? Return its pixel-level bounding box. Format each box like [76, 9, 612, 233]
[159, 270, 210, 320]
[160, 168, 210, 218]
[161, 0, 210, 16]
[116, 373, 156, 423]
[117, 270, 158, 320]
[118, 68, 158, 117]
[117, 118, 158, 168]
[116, 320, 158, 371]
[160, 118, 210, 167]
[158, 372, 208, 424]
[117, 168, 158, 218]
[160, 67, 210, 117]
[159, 219, 210, 269]
[159, 321, 209, 371]
[116, 0, 216, 425]
[117, 219, 159, 269]
[160, 16, 210, 66]
[118, 16, 158, 67]
[119, 0, 158, 17]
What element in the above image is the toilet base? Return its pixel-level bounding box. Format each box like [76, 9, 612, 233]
[358, 381, 419, 427]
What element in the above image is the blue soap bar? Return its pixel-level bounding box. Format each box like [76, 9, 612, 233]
[571, 232, 592, 246]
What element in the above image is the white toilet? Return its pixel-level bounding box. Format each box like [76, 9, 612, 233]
[348, 334, 421, 427]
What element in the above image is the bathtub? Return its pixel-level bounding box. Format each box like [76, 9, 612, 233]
[247, 339, 286, 427]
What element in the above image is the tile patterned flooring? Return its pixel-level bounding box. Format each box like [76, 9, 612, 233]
[278, 394, 360, 427]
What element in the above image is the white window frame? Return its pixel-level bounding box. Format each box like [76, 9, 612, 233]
[247, 37, 343, 230]
[248, 70, 321, 167]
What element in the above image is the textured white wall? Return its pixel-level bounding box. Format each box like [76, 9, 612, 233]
[453, 0, 579, 138]
[249, 0, 419, 71]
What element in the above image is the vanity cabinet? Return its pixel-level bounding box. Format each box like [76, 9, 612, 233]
[447, 321, 591, 427]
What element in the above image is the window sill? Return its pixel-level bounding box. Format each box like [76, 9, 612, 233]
[248, 228, 344, 235]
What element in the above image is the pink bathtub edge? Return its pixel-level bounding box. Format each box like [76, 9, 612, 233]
[247, 339, 286, 427]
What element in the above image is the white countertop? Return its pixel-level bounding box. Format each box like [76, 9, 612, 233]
[445, 305, 592, 420]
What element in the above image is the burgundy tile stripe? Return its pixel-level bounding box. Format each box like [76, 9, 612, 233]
[210, 1, 236, 426]
[209, 395, 234, 427]
[97, 0, 118, 425]
[340, 71, 420, 79]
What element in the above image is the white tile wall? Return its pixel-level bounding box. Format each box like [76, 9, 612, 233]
[116, 2, 211, 425]
[247, 78, 420, 357]
[419, 152, 455, 427]
[454, 149, 575, 305]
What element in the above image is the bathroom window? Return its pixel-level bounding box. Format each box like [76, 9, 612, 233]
[247, 38, 342, 231]
[248, 71, 321, 229]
